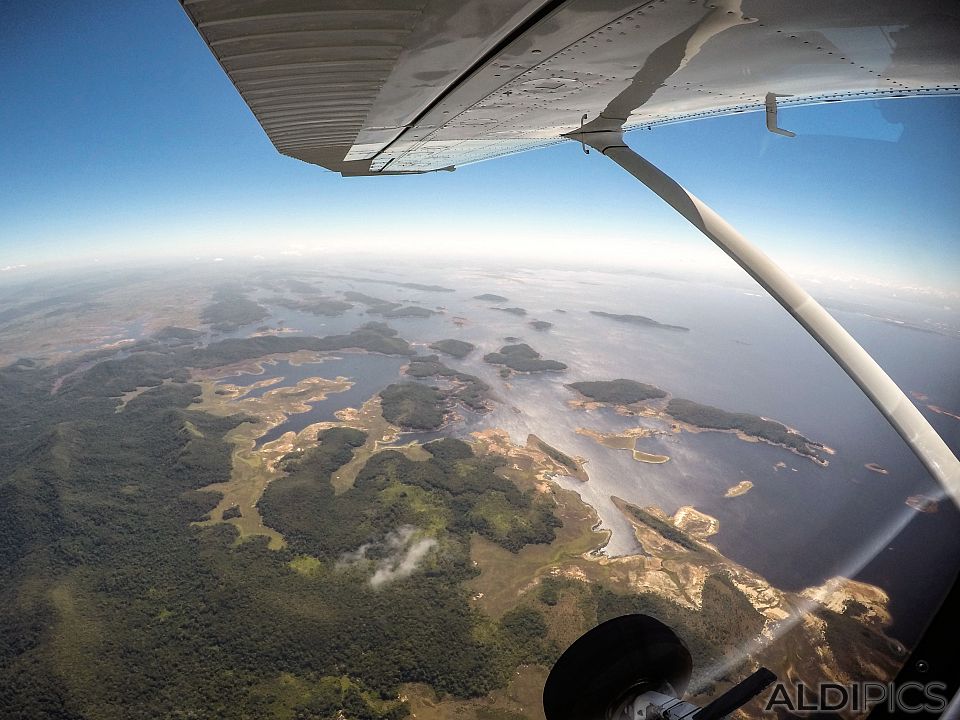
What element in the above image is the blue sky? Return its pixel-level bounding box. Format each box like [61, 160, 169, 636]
[2, 1, 959, 292]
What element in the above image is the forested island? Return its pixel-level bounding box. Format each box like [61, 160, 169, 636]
[568, 379, 667, 405]
[429, 339, 476, 359]
[590, 310, 689, 331]
[474, 293, 508, 302]
[483, 344, 567, 374]
[493, 307, 527, 316]
[529, 320, 553, 331]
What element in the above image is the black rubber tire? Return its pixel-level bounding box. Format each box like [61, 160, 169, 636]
[543, 614, 693, 720]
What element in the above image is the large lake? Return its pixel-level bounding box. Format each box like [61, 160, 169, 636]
[218, 353, 407, 446]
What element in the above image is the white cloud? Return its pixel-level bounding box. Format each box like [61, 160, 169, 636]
[338, 525, 437, 589]
[1, 264, 27, 272]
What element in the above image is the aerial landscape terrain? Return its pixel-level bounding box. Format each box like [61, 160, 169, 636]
[0, 259, 957, 720]
[3, 3, 959, 716]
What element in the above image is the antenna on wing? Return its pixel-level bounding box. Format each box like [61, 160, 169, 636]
[579, 114, 591, 154]
[765, 92, 796, 137]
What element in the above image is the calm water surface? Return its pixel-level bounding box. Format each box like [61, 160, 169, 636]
[218, 353, 406, 446]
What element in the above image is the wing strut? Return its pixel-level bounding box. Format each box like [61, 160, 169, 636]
[566, 127, 960, 508]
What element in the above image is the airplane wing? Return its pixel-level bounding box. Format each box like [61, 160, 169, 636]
[179, 0, 960, 176]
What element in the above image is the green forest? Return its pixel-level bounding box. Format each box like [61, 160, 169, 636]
[0, 315, 851, 719]
[0, 328, 566, 718]
[379, 383, 446, 430]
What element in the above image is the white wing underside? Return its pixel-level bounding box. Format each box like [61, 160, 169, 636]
[180, 0, 960, 175]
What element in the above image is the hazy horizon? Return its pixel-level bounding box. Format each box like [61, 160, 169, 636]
[3, 251, 958, 313]
[2, 1, 959, 295]
[2, 5, 958, 717]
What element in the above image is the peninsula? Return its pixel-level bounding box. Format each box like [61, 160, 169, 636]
[665, 398, 826, 464]
[528, 434, 589, 481]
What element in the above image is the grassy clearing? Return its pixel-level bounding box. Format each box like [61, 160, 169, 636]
[379, 482, 450, 535]
[288, 555, 323, 576]
[468, 475, 605, 618]
[49, 579, 99, 682]
[182, 420, 204, 438]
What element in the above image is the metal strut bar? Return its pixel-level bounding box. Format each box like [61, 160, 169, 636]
[566, 127, 960, 508]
